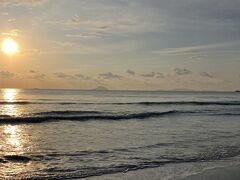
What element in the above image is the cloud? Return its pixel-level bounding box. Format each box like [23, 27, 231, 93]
[200, 72, 215, 78]
[54, 72, 75, 80]
[156, 72, 165, 78]
[62, 9, 145, 39]
[0, 0, 47, 6]
[27, 70, 46, 80]
[54, 72, 99, 82]
[30, 73, 46, 80]
[190, 55, 207, 60]
[65, 32, 103, 39]
[174, 68, 192, 76]
[170, 0, 240, 23]
[1, 29, 19, 37]
[29, 70, 38, 73]
[141, 72, 155, 78]
[153, 41, 240, 55]
[98, 72, 123, 80]
[146, 0, 240, 31]
[126, 69, 135, 76]
[140, 72, 165, 78]
[75, 74, 92, 81]
[49, 41, 76, 49]
[71, 14, 81, 24]
[68, 14, 137, 31]
[0, 71, 15, 78]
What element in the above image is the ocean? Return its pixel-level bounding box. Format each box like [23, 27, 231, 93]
[0, 89, 240, 179]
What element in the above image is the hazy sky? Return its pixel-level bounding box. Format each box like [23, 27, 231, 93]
[0, 0, 240, 90]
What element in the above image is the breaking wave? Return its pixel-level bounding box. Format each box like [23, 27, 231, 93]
[0, 110, 178, 124]
[1, 145, 239, 180]
[0, 109, 239, 124]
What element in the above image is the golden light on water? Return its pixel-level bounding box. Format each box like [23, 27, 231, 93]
[4, 125, 23, 151]
[0, 89, 36, 177]
[1, 89, 24, 152]
[3, 104, 19, 117]
[3, 89, 17, 102]
[1, 38, 18, 55]
[1, 89, 20, 117]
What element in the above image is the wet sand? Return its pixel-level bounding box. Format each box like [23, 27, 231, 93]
[182, 165, 240, 180]
[86, 165, 240, 180]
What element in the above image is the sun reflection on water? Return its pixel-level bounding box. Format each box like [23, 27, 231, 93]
[1, 89, 20, 116]
[1, 124, 33, 177]
[3, 89, 17, 102]
[4, 125, 23, 151]
[0, 89, 34, 178]
[1, 89, 25, 152]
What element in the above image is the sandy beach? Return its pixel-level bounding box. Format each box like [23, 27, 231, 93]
[182, 165, 240, 180]
[86, 165, 240, 180]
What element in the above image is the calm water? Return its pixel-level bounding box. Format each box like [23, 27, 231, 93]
[0, 89, 240, 179]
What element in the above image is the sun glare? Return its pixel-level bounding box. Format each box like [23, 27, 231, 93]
[1, 38, 18, 55]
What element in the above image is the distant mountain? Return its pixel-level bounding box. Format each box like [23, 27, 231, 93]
[92, 86, 108, 91]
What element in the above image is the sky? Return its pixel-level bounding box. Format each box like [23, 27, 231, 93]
[0, 0, 240, 91]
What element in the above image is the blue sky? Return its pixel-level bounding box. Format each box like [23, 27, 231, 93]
[0, 0, 240, 90]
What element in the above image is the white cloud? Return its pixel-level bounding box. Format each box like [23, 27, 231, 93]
[153, 41, 240, 55]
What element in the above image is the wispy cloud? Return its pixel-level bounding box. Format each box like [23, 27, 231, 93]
[29, 70, 38, 73]
[29, 73, 46, 80]
[0, 71, 15, 78]
[141, 72, 155, 78]
[65, 32, 103, 39]
[75, 74, 92, 81]
[1, 29, 19, 37]
[174, 68, 192, 76]
[126, 69, 135, 76]
[28, 70, 46, 80]
[98, 72, 123, 80]
[0, 0, 47, 6]
[200, 72, 215, 78]
[54, 72, 76, 80]
[140, 72, 165, 78]
[153, 41, 240, 55]
[156, 73, 165, 78]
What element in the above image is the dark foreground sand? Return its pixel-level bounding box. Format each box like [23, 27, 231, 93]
[86, 165, 240, 180]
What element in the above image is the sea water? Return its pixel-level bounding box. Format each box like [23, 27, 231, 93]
[0, 89, 240, 179]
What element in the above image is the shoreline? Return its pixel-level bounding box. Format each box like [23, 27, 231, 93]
[86, 164, 240, 180]
[182, 165, 240, 180]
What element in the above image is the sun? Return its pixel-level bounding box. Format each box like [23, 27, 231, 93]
[1, 38, 18, 55]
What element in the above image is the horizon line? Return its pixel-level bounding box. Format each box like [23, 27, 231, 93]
[0, 87, 237, 93]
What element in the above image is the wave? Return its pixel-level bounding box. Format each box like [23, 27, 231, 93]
[3, 155, 31, 163]
[1, 100, 240, 106]
[0, 101, 35, 105]
[4, 145, 239, 180]
[0, 101, 76, 105]
[122, 101, 240, 106]
[0, 111, 178, 124]
[34, 110, 103, 116]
